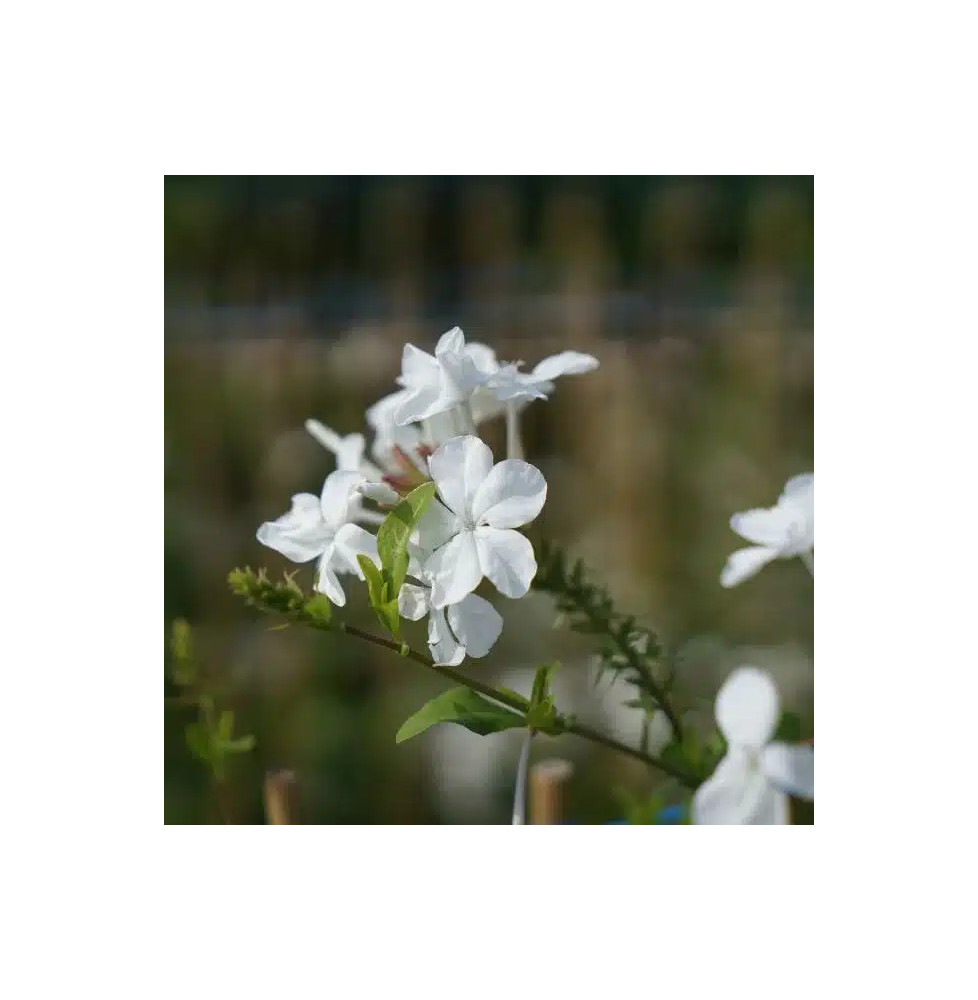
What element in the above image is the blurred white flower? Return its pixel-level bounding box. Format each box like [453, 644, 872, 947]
[417, 435, 547, 608]
[398, 577, 503, 666]
[721, 473, 814, 587]
[485, 350, 599, 458]
[486, 350, 600, 405]
[692, 666, 814, 825]
[256, 470, 379, 607]
[304, 419, 384, 480]
[392, 327, 491, 427]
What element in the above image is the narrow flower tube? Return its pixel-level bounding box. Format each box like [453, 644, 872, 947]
[511, 729, 533, 825]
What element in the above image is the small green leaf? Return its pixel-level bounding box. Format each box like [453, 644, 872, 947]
[376, 481, 436, 595]
[531, 661, 561, 707]
[218, 710, 234, 742]
[377, 598, 401, 639]
[395, 687, 526, 743]
[225, 734, 256, 754]
[357, 555, 386, 608]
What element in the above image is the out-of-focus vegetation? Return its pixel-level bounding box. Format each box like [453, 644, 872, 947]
[164, 175, 813, 824]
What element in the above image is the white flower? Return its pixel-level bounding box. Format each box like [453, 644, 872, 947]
[417, 435, 547, 608]
[256, 470, 379, 607]
[398, 576, 503, 666]
[365, 393, 428, 473]
[721, 473, 814, 587]
[692, 667, 814, 825]
[392, 327, 491, 426]
[485, 350, 600, 405]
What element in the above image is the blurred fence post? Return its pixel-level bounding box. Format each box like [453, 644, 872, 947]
[263, 770, 297, 825]
[529, 759, 574, 825]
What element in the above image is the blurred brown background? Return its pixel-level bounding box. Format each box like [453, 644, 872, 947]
[164, 176, 813, 824]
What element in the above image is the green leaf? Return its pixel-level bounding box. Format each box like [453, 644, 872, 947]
[376, 598, 401, 639]
[395, 687, 526, 743]
[358, 555, 386, 608]
[531, 661, 561, 707]
[304, 592, 332, 625]
[225, 734, 256, 754]
[218, 709, 234, 742]
[376, 481, 436, 594]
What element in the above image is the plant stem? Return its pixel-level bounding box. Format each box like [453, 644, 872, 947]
[505, 402, 524, 459]
[563, 719, 700, 788]
[511, 730, 533, 824]
[327, 622, 700, 787]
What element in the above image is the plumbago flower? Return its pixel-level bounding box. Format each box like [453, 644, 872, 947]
[398, 574, 503, 666]
[392, 327, 492, 428]
[721, 473, 814, 587]
[486, 350, 600, 405]
[417, 435, 547, 608]
[256, 470, 379, 607]
[692, 667, 814, 825]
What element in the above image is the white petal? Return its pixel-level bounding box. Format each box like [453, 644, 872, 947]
[335, 433, 366, 472]
[439, 351, 486, 395]
[464, 342, 499, 375]
[447, 594, 503, 658]
[399, 343, 440, 389]
[304, 419, 344, 452]
[415, 498, 461, 556]
[393, 382, 447, 425]
[332, 523, 380, 577]
[365, 390, 409, 430]
[398, 583, 431, 621]
[428, 606, 466, 666]
[256, 494, 330, 563]
[471, 459, 547, 528]
[730, 507, 792, 546]
[720, 545, 779, 587]
[425, 530, 483, 608]
[357, 481, 400, 506]
[474, 527, 536, 599]
[428, 435, 493, 518]
[531, 350, 600, 381]
[781, 473, 813, 502]
[435, 326, 465, 356]
[320, 470, 364, 528]
[691, 752, 753, 824]
[692, 751, 787, 824]
[715, 667, 780, 749]
[315, 549, 347, 606]
[761, 742, 814, 800]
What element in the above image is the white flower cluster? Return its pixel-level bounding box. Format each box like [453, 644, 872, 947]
[696, 473, 815, 824]
[257, 326, 599, 667]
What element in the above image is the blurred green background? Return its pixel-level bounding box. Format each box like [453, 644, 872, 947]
[164, 176, 813, 824]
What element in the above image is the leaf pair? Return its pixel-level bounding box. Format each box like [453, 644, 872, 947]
[361, 482, 436, 639]
[185, 707, 256, 780]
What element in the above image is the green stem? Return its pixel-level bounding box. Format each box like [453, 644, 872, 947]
[324, 621, 700, 788]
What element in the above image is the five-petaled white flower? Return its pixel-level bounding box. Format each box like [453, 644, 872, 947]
[417, 435, 547, 608]
[256, 470, 379, 607]
[486, 350, 600, 405]
[398, 575, 503, 666]
[692, 666, 814, 825]
[392, 327, 492, 427]
[721, 473, 813, 587]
